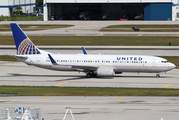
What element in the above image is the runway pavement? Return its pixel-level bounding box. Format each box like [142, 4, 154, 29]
[1, 46, 179, 56]
[1, 21, 179, 36]
[1, 21, 179, 120]
[1, 46, 179, 88]
[1, 61, 179, 120]
[0, 96, 179, 120]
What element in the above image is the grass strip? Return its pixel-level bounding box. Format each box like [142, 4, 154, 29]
[101, 25, 179, 32]
[105, 25, 179, 28]
[0, 24, 74, 31]
[0, 86, 179, 96]
[100, 29, 179, 32]
[0, 25, 74, 29]
[0, 16, 43, 21]
[0, 55, 17, 61]
[1, 36, 179, 46]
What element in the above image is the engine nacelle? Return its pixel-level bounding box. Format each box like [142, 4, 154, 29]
[96, 67, 114, 77]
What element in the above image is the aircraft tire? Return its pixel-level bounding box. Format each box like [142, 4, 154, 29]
[86, 74, 91, 78]
[156, 74, 160, 78]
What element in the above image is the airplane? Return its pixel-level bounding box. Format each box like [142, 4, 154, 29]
[10, 23, 176, 78]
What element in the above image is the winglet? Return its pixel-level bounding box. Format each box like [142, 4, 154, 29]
[48, 54, 58, 65]
[82, 47, 88, 55]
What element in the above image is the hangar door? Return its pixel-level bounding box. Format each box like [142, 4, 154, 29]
[47, 3, 144, 20]
[144, 3, 172, 21]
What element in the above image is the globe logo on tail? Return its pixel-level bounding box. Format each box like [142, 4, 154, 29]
[18, 38, 41, 55]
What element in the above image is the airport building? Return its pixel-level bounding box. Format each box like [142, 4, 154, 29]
[0, 0, 36, 16]
[43, 0, 179, 21]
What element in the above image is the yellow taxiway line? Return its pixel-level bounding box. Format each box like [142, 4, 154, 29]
[2, 34, 6, 36]
[41, 96, 49, 99]
[162, 84, 173, 88]
[74, 34, 79, 36]
[137, 34, 142, 36]
[95, 34, 101, 36]
[53, 81, 68, 86]
[118, 97, 124, 99]
[38, 34, 43, 36]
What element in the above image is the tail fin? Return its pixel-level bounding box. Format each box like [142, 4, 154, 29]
[10, 23, 41, 55]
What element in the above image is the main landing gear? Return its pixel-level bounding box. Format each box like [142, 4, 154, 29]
[156, 74, 160, 78]
[86, 71, 96, 78]
[86, 73, 91, 78]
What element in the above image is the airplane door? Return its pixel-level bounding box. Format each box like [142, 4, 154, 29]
[152, 59, 157, 67]
[35, 57, 41, 64]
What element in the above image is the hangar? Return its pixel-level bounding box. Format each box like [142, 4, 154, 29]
[43, 0, 179, 21]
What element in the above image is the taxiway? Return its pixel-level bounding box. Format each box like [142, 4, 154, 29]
[1, 21, 179, 36]
[0, 61, 178, 88]
[0, 96, 179, 120]
[1, 46, 179, 56]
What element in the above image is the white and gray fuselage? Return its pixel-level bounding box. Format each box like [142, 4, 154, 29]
[16, 54, 176, 74]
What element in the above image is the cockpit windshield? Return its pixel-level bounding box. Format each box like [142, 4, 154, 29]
[161, 61, 169, 63]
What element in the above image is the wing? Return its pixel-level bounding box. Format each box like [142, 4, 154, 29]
[48, 54, 98, 72]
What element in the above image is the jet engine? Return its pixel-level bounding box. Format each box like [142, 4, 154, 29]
[96, 67, 114, 77]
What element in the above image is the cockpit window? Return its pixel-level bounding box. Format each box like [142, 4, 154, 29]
[161, 61, 169, 63]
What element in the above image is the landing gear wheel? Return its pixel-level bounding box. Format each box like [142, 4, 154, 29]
[86, 71, 97, 78]
[156, 74, 160, 78]
[86, 73, 91, 78]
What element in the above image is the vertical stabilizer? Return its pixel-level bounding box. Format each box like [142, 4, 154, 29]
[10, 23, 41, 55]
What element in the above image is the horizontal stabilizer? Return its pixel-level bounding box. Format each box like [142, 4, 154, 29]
[15, 55, 28, 59]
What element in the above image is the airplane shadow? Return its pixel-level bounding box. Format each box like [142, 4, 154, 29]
[7, 73, 171, 78]
[116, 75, 171, 78]
[7, 73, 171, 82]
[7, 73, 84, 78]
[53, 77, 86, 81]
[7, 73, 86, 81]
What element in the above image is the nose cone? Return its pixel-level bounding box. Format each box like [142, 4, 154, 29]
[169, 63, 176, 69]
